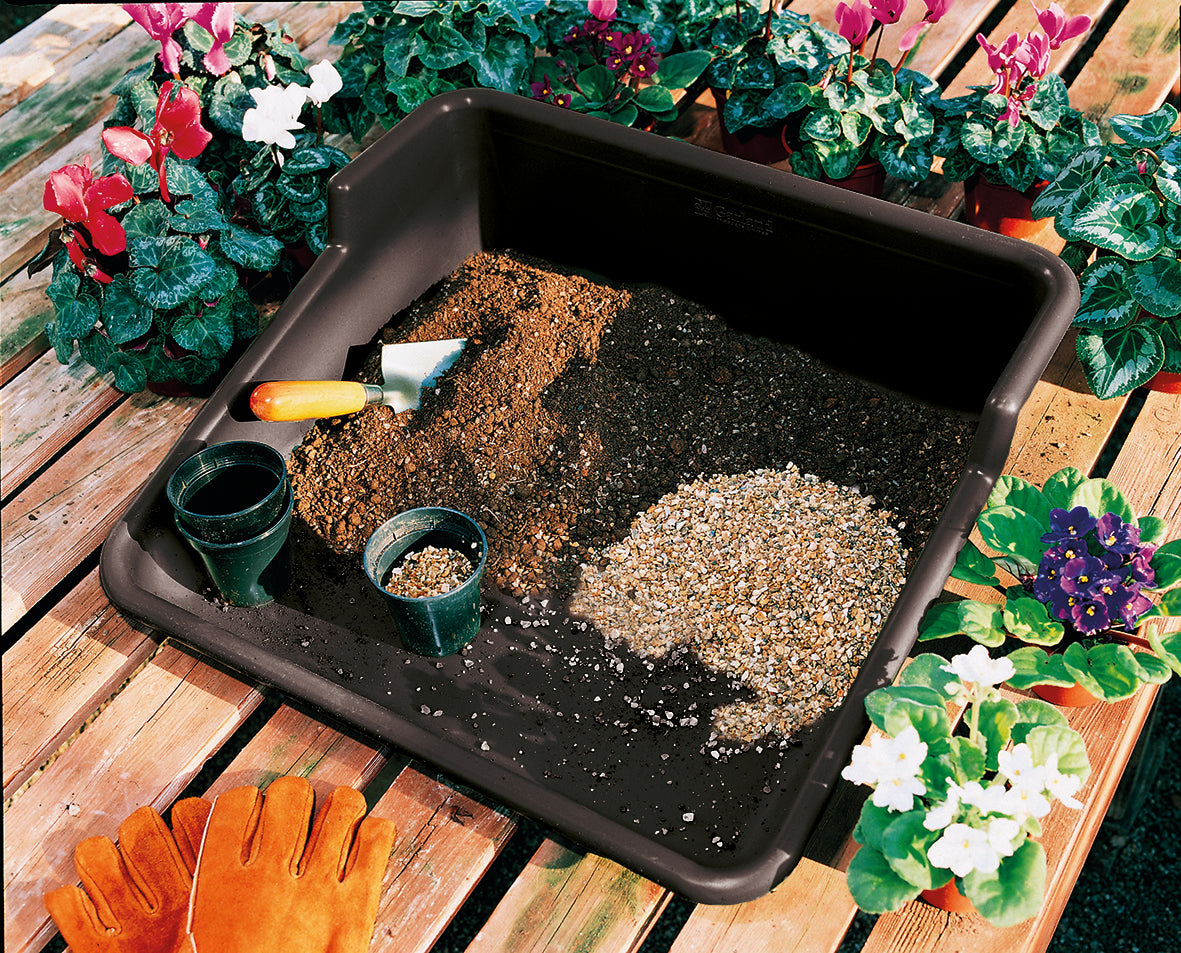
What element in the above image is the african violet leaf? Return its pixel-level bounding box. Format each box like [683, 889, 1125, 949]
[655, 50, 711, 89]
[1128, 256, 1181, 317]
[918, 599, 1005, 646]
[1025, 724, 1090, 783]
[881, 812, 944, 890]
[1076, 325, 1165, 400]
[1070, 183, 1165, 261]
[1137, 515, 1168, 546]
[976, 696, 1020, 770]
[986, 474, 1051, 524]
[636, 84, 676, 117]
[950, 540, 1000, 587]
[1073, 258, 1140, 329]
[978, 505, 1046, 573]
[1002, 590, 1064, 646]
[898, 653, 960, 695]
[1077, 643, 1147, 701]
[1005, 645, 1075, 689]
[128, 236, 217, 311]
[847, 845, 922, 913]
[1069, 476, 1137, 525]
[853, 798, 894, 849]
[1147, 627, 1181, 676]
[864, 684, 948, 738]
[1109, 104, 1178, 149]
[1041, 467, 1088, 510]
[1008, 698, 1069, 746]
[945, 735, 986, 787]
[1149, 538, 1181, 590]
[1131, 652, 1173, 684]
[964, 839, 1045, 928]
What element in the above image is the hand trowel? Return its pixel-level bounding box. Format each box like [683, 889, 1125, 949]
[250, 337, 467, 421]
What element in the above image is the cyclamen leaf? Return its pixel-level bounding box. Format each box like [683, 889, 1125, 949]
[963, 839, 1045, 928]
[731, 55, 777, 90]
[101, 276, 154, 345]
[129, 236, 217, 311]
[1159, 317, 1181, 372]
[170, 304, 234, 358]
[1109, 104, 1178, 148]
[1070, 184, 1165, 260]
[1031, 146, 1106, 220]
[122, 200, 172, 242]
[1128, 256, 1181, 317]
[54, 293, 101, 343]
[763, 82, 811, 120]
[107, 350, 148, 394]
[1076, 325, 1165, 400]
[1074, 258, 1139, 329]
[219, 226, 283, 271]
[961, 115, 1025, 165]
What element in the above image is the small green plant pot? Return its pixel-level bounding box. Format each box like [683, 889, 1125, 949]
[167, 440, 289, 544]
[174, 487, 294, 606]
[363, 507, 487, 657]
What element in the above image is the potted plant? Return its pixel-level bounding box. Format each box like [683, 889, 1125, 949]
[686, 0, 946, 192]
[918, 466, 1181, 705]
[527, 1, 712, 130]
[933, 4, 1097, 237]
[325, 0, 548, 136]
[31, 3, 348, 394]
[1028, 105, 1181, 398]
[843, 647, 1090, 925]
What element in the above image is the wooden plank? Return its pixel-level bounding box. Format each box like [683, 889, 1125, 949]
[668, 857, 857, 953]
[0, 391, 201, 634]
[466, 839, 670, 953]
[0, 268, 53, 383]
[2, 642, 262, 953]
[368, 766, 518, 953]
[1, 566, 159, 802]
[1, 348, 123, 498]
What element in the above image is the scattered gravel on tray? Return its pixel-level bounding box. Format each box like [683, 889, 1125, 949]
[568, 466, 908, 744]
[384, 545, 474, 598]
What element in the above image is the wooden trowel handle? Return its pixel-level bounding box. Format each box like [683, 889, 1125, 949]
[250, 381, 370, 421]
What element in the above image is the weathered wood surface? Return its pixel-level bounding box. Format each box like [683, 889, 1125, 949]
[2, 2, 1179, 953]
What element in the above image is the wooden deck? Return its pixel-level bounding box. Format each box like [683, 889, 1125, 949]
[3, 3, 1179, 952]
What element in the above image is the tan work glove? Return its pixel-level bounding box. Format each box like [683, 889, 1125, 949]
[44, 798, 212, 953]
[182, 775, 397, 953]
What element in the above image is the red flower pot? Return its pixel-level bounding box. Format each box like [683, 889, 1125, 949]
[1032, 680, 1099, 707]
[711, 88, 790, 164]
[963, 174, 1052, 239]
[920, 878, 976, 915]
[821, 158, 886, 197]
[1146, 369, 1181, 393]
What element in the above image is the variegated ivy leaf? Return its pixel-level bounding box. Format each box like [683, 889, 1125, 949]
[1108, 104, 1178, 149]
[1070, 183, 1164, 260]
[1076, 325, 1165, 400]
[1128, 256, 1181, 317]
[961, 115, 1025, 165]
[1074, 258, 1139, 329]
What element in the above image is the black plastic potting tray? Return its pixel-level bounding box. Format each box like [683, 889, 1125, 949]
[102, 90, 1079, 904]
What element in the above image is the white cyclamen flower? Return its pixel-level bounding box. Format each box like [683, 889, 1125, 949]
[842, 725, 928, 812]
[304, 60, 343, 106]
[928, 822, 1006, 878]
[941, 644, 1016, 688]
[241, 83, 308, 149]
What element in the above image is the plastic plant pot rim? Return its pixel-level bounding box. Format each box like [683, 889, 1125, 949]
[98, 89, 1080, 905]
[167, 440, 288, 523]
[362, 506, 488, 600]
[173, 485, 294, 550]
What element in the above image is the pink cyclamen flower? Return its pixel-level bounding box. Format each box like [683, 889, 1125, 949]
[588, 0, 618, 20]
[1015, 30, 1051, 80]
[186, 3, 235, 75]
[899, 0, 954, 51]
[835, 0, 875, 48]
[124, 3, 188, 74]
[102, 81, 211, 202]
[870, 0, 907, 26]
[1032, 1, 1091, 49]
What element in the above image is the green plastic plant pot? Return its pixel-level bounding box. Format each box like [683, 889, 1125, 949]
[167, 440, 289, 544]
[363, 507, 487, 657]
[174, 487, 293, 606]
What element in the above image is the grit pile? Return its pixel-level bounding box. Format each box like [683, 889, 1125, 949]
[287, 249, 975, 743]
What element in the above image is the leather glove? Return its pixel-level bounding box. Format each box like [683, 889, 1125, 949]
[44, 798, 212, 953]
[182, 775, 397, 953]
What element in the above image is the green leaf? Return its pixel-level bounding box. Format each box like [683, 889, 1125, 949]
[100, 275, 154, 345]
[1071, 184, 1165, 261]
[963, 838, 1045, 927]
[219, 225, 284, 271]
[45, 265, 81, 313]
[1009, 697, 1069, 745]
[977, 696, 1020, 768]
[865, 685, 950, 740]
[882, 812, 944, 890]
[1002, 589, 1064, 646]
[853, 798, 894, 849]
[1132, 652, 1173, 684]
[635, 85, 675, 115]
[846, 846, 922, 913]
[1074, 258, 1140, 330]
[961, 115, 1025, 165]
[898, 654, 959, 696]
[950, 540, 1000, 586]
[1149, 538, 1181, 590]
[986, 475, 1052, 524]
[841, 110, 873, 147]
[170, 302, 235, 358]
[577, 63, 616, 103]
[1006, 645, 1076, 689]
[1109, 104, 1178, 149]
[946, 734, 987, 785]
[918, 599, 1006, 647]
[1068, 477, 1137, 525]
[978, 505, 1046, 573]
[1042, 468, 1088, 510]
[655, 50, 711, 90]
[1065, 642, 1142, 701]
[1146, 626, 1181, 676]
[1128, 256, 1181, 317]
[1076, 325, 1165, 399]
[1025, 723, 1090, 782]
[1137, 515, 1168, 546]
[128, 236, 217, 311]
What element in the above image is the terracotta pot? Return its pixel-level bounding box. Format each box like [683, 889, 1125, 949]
[1032, 679, 1099, 707]
[962, 174, 1051, 239]
[821, 158, 886, 197]
[711, 88, 789, 164]
[921, 878, 976, 915]
[1146, 369, 1181, 393]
